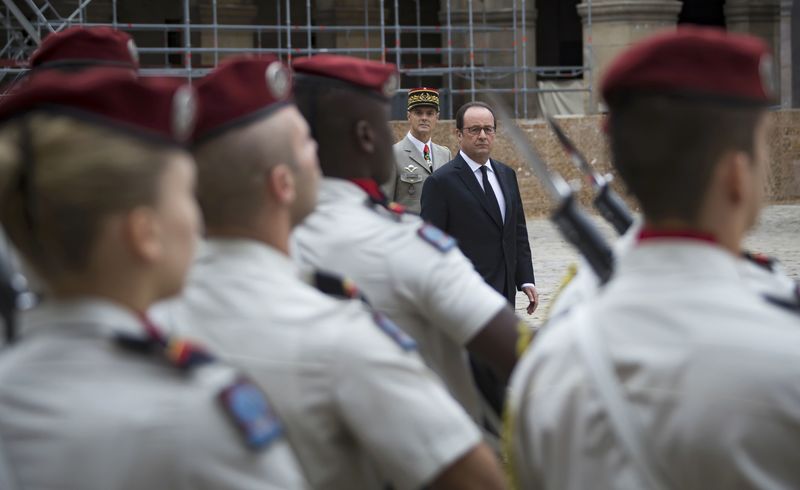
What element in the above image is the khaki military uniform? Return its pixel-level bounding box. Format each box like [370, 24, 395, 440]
[293, 178, 508, 431]
[154, 239, 481, 490]
[0, 298, 306, 490]
[509, 238, 800, 490]
[384, 134, 451, 214]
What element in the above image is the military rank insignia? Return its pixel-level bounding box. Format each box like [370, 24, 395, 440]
[417, 223, 456, 253]
[219, 378, 284, 451]
[373, 312, 417, 351]
[313, 270, 368, 304]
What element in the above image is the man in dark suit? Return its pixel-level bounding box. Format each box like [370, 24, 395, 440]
[421, 101, 538, 314]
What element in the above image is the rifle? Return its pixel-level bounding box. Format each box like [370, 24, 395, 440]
[487, 95, 614, 284]
[546, 116, 634, 235]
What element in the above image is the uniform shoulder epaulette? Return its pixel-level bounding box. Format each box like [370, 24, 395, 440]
[365, 197, 407, 222]
[742, 250, 778, 272]
[417, 223, 456, 253]
[372, 311, 417, 351]
[115, 327, 283, 452]
[311, 270, 369, 304]
[763, 285, 800, 316]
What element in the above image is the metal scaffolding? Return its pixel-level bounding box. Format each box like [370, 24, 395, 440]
[0, 0, 593, 118]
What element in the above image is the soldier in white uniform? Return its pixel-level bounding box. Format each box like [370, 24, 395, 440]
[0, 68, 304, 489]
[291, 55, 526, 439]
[155, 56, 507, 490]
[383, 87, 452, 213]
[508, 27, 800, 490]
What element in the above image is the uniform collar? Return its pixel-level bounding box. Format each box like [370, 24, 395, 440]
[22, 297, 146, 339]
[622, 238, 741, 282]
[318, 177, 369, 205]
[200, 237, 298, 279]
[460, 150, 492, 172]
[406, 131, 431, 156]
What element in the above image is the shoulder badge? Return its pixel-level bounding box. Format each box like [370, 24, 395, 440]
[417, 223, 456, 253]
[373, 312, 417, 351]
[218, 378, 284, 451]
[312, 270, 368, 304]
[742, 250, 777, 272]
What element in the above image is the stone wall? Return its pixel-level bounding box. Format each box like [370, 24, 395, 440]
[390, 109, 800, 216]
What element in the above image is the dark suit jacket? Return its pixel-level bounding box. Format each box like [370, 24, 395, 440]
[421, 153, 535, 304]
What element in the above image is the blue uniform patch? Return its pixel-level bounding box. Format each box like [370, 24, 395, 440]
[219, 378, 283, 451]
[373, 312, 417, 351]
[417, 224, 456, 253]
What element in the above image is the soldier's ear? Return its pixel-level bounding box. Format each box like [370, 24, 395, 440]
[265, 163, 296, 206]
[354, 119, 375, 154]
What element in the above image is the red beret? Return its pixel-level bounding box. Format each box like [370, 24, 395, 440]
[0, 68, 195, 145]
[29, 26, 139, 71]
[192, 55, 293, 143]
[293, 55, 399, 99]
[601, 26, 773, 105]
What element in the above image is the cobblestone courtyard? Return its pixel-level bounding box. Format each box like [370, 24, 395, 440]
[514, 204, 800, 328]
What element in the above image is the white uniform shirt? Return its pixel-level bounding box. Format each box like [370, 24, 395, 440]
[0, 298, 305, 490]
[509, 239, 800, 490]
[155, 239, 481, 490]
[292, 177, 508, 426]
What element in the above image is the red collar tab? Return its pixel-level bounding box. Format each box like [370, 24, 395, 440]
[637, 228, 718, 245]
[348, 178, 406, 215]
[349, 178, 385, 202]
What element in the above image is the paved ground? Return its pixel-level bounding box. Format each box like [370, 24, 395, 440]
[513, 204, 800, 329]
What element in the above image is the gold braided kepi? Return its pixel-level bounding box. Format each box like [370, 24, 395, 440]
[407, 87, 440, 111]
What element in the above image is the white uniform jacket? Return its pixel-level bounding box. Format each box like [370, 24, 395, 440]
[155, 239, 481, 490]
[509, 238, 800, 490]
[293, 178, 508, 428]
[0, 298, 305, 490]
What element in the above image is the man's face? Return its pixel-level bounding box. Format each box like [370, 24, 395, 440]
[285, 106, 321, 227]
[407, 105, 438, 141]
[457, 106, 495, 164]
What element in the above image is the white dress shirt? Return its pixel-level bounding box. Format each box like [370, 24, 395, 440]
[461, 150, 507, 223]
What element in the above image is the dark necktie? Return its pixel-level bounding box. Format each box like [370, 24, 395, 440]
[480, 165, 502, 222]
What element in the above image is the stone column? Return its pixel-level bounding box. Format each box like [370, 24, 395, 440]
[442, 0, 537, 117]
[725, 0, 782, 104]
[315, 0, 385, 61]
[576, 0, 682, 113]
[197, 0, 259, 67]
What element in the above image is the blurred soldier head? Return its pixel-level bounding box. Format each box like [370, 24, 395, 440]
[601, 26, 774, 252]
[455, 101, 497, 165]
[191, 56, 319, 239]
[406, 87, 440, 142]
[0, 68, 199, 305]
[292, 55, 399, 186]
[29, 26, 140, 73]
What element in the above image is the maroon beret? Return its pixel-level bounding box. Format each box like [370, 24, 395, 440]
[293, 55, 399, 99]
[192, 55, 293, 143]
[601, 26, 773, 105]
[29, 26, 139, 71]
[0, 68, 195, 145]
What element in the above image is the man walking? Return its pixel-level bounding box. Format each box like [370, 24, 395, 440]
[384, 87, 451, 213]
[421, 101, 537, 314]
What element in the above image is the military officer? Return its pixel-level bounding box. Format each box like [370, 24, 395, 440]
[508, 27, 800, 490]
[291, 55, 525, 442]
[383, 87, 451, 213]
[153, 56, 506, 490]
[0, 68, 305, 489]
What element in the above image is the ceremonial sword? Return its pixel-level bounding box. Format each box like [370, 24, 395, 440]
[546, 116, 634, 235]
[487, 95, 614, 283]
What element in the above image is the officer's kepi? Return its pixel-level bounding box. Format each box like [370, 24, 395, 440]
[601, 25, 774, 106]
[191, 55, 293, 145]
